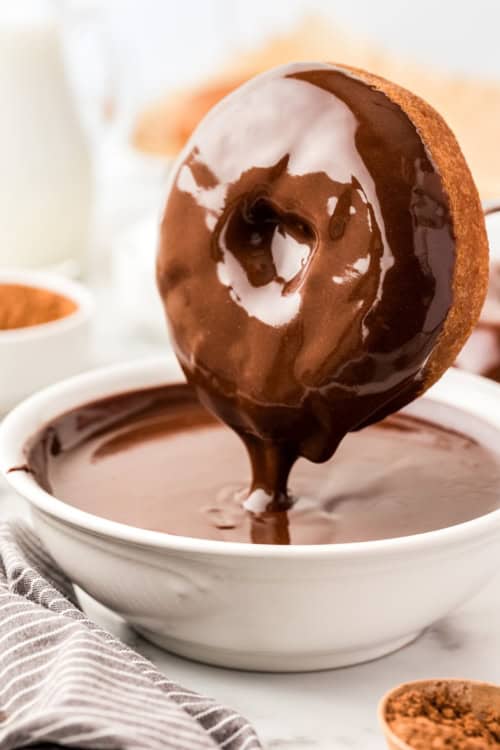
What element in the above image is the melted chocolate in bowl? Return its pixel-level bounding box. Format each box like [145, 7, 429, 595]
[158, 62, 455, 511]
[27, 384, 500, 546]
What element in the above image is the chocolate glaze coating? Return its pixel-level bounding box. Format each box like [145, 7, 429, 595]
[158, 62, 484, 509]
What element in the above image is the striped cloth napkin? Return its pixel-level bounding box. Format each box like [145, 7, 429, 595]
[0, 521, 262, 750]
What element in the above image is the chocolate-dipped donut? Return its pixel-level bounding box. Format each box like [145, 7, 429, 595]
[158, 62, 488, 510]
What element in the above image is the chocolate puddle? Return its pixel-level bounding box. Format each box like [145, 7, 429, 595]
[27, 384, 500, 545]
[158, 62, 455, 511]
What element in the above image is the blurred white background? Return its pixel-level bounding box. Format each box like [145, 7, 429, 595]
[1, 0, 499, 363]
[64, 0, 500, 128]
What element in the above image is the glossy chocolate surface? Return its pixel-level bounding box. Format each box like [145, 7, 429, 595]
[158, 63, 455, 509]
[27, 385, 500, 546]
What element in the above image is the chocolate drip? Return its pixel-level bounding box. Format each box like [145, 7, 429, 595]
[158, 63, 455, 510]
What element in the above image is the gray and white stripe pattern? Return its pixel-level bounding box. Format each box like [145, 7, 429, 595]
[0, 521, 262, 750]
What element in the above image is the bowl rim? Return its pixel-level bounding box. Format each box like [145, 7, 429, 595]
[1, 357, 500, 558]
[0, 269, 94, 341]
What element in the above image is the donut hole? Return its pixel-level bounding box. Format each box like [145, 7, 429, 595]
[246, 197, 315, 245]
[221, 195, 316, 291]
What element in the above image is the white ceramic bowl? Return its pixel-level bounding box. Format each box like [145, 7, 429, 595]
[1, 358, 500, 672]
[0, 270, 94, 413]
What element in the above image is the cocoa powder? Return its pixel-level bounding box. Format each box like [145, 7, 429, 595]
[0, 283, 77, 330]
[386, 682, 500, 749]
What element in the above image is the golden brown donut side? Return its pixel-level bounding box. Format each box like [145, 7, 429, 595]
[340, 63, 489, 392]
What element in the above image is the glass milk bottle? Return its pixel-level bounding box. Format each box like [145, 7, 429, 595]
[0, 3, 92, 271]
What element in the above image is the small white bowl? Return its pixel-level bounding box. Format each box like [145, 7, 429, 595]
[0, 270, 94, 413]
[1, 358, 500, 672]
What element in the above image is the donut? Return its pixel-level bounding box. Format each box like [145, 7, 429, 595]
[157, 62, 488, 502]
